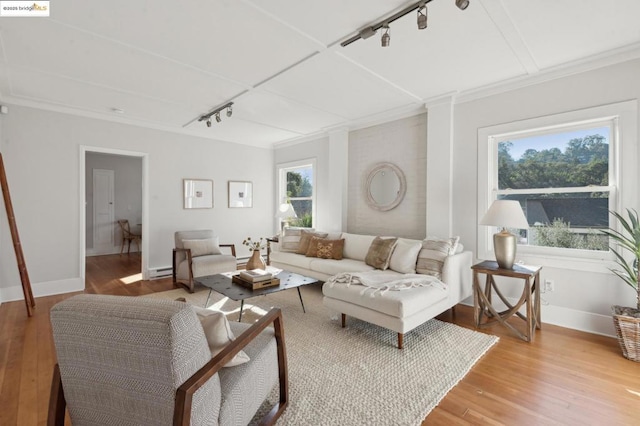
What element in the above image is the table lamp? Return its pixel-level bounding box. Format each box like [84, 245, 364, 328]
[479, 200, 529, 269]
[275, 202, 297, 236]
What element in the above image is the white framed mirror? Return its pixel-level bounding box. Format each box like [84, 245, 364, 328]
[364, 162, 406, 211]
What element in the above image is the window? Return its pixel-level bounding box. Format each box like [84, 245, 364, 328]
[497, 123, 612, 252]
[478, 101, 637, 270]
[277, 159, 316, 228]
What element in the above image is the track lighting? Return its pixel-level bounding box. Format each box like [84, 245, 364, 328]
[381, 25, 390, 47]
[341, 0, 470, 48]
[417, 4, 427, 30]
[197, 101, 233, 127]
[455, 0, 469, 10]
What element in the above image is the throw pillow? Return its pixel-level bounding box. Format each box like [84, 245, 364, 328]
[182, 237, 222, 257]
[296, 230, 329, 255]
[191, 305, 250, 367]
[280, 227, 313, 252]
[389, 239, 423, 274]
[415, 236, 460, 279]
[306, 237, 344, 260]
[364, 236, 398, 270]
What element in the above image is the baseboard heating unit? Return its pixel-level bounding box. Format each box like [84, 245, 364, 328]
[149, 266, 172, 279]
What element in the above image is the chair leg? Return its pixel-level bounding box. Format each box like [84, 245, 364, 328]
[341, 314, 346, 328]
[48, 364, 66, 426]
[397, 333, 404, 349]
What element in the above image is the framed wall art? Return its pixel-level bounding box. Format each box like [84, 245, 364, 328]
[228, 181, 253, 208]
[183, 179, 213, 209]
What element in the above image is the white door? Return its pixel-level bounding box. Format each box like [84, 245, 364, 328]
[93, 169, 115, 252]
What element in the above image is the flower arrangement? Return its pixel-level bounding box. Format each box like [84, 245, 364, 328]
[242, 237, 265, 252]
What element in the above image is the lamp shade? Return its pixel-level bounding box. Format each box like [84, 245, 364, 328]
[275, 203, 297, 219]
[479, 200, 528, 229]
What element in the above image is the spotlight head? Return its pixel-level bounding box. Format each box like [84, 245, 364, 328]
[381, 25, 390, 47]
[215, 112, 221, 123]
[206, 119, 212, 127]
[226, 105, 232, 117]
[455, 0, 469, 10]
[417, 6, 427, 30]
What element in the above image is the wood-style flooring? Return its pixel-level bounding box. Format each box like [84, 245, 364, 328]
[0, 254, 638, 425]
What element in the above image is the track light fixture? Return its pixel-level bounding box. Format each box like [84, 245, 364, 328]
[341, 0, 470, 48]
[381, 25, 390, 47]
[198, 101, 233, 127]
[456, 0, 469, 10]
[417, 4, 427, 30]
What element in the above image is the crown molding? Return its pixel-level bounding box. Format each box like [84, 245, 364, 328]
[455, 42, 640, 105]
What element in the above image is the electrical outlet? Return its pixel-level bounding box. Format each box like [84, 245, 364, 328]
[544, 279, 555, 292]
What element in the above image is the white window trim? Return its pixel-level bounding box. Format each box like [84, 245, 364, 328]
[477, 100, 638, 273]
[276, 158, 317, 228]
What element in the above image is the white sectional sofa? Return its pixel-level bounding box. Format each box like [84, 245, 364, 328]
[270, 229, 472, 348]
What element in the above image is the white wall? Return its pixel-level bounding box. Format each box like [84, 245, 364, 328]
[86, 152, 142, 254]
[452, 58, 640, 336]
[0, 105, 274, 301]
[348, 114, 427, 239]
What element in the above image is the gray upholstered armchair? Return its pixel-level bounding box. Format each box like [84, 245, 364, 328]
[48, 294, 288, 426]
[173, 230, 237, 293]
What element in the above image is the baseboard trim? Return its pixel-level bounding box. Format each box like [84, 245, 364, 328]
[0, 277, 84, 303]
[460, 298, 616, 338]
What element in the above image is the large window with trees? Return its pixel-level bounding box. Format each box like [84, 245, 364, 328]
[278, 159, 315, 228]
[478, 101, 637, 269]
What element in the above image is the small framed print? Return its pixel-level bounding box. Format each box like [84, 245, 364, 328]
[183, 179, 213, 209]
[228, 181, 253, 208]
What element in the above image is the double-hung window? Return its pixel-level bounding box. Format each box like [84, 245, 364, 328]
[277, 159, 316, 228]
[478, 101, 637, 270]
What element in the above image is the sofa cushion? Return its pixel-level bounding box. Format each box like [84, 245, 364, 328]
[182, 237, 222, 257]
[191, 306, 250, 367]
[323, 276, 448, 318]
[309, 258, 375, 276]
[365, 237, 398, 270]
[389, 239, 422, 274]
[269, 251, 315, 271]
[341, 233, 377, 261]
[281, 227, 312, 252]
[296, 230, 329, 255]
[415, 236, 460, 279]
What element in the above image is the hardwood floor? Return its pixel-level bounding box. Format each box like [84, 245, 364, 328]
[0, 254, 638, 425]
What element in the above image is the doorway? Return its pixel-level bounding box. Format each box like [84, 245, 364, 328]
[80, 146, 149, 286]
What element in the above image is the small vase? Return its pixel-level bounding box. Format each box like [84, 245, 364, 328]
[246, 250, 266, 271]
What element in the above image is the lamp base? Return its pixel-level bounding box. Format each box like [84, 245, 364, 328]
[493, 230, 517, 269]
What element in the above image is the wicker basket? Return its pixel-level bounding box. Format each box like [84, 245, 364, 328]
[612, 306, 640, 362]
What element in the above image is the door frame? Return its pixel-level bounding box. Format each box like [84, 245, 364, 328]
[79, 146, 150, 281]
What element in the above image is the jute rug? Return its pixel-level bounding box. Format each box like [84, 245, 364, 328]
[144, 282, 498, 425]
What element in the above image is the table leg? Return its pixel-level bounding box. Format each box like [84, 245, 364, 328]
[238, 300, 244, 322]
[297, 287, 306, 313]
[473, 271, 480, 327]
[525, 277, 532, 342]
[204, 289, 212, 308]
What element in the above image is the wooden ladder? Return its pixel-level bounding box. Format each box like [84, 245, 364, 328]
[0, 153, 35, 316]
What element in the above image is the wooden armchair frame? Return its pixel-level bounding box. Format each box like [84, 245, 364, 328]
[48, 307, 288, 426]
[172, 244, 236, 293]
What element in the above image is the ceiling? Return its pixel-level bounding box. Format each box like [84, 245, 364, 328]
[0, 0, 639, 148]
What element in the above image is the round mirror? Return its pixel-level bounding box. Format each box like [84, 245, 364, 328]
[365, 162, 406, 211]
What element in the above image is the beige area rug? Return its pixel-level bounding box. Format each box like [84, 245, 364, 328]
[145, 283, 499, 425]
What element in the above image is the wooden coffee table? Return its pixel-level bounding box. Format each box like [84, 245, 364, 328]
[196, 269, 319, 321]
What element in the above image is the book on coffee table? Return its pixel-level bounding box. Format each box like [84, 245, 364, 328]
[239, 269, 273, 282]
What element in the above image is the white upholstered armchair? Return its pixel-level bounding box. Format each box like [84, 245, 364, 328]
[48, 294, 288, 425]
[173, 230, 237, 293]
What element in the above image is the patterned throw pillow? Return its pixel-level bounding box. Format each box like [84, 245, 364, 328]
[415, 236, 460, 279]
[306, 237, 344, 260]
[296, 230, 329, 255]
[365, 236, 398, 270]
